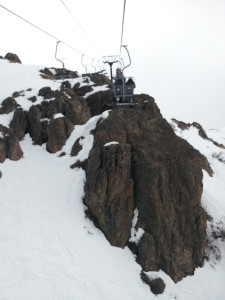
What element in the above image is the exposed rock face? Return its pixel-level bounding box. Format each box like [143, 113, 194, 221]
[46, 117, 73, 153]
[0, 97, 18, 114]
[140, 271, 165, 295]
[84, 95, 212, 282]
[4, 53, 21, 64]
[73, 84, 93, 97]
[89, 73, 112, 87]
[10, 108, 28, 140]
[86, 90, 114, 116]
[0, 131, 23, 162]
[0, 64, 212, 284]
[71, 137, 84, 157]
[7, 85, 91, 152]
[85, 143, 134, 247]
[172, 118, 225, 150]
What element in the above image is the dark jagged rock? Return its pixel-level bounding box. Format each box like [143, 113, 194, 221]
[0, 138, 6, 163]
[71, 137, 84, 156]
[89, 73, 112, 87]
[63, 97, 91, 125]
[172, 119, 208, 139]
[37, 88, 91, 124]
[12, 91, 20, 98]
[86, 90, 114, 116]
[172, 118, 225, 151]
[10, 108, 28, 140]
[0, 97, 18, 114]
[140, 271, 165, 295]
[4, 53, 21, 64]
[28, 96, 37, 103]
[6, 133, 23, 160]
[0, 132, 23, 162]
[52, 68, 78, 80]
[46, 117, 73, 153]
[38, 87, 55, 99]
[73, 84, 93, 97]
[61, 81, 72, 90]
[70, 159, 88, 171]
[27, 89, 91, 149]
[39, 68, 54, 80]
[28, 105, 43, 145]
[84, 96, 212, 282]
[85, 143, 134, 247]
[0, 55, 3, 59]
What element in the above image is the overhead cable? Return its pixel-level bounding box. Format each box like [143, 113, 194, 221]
[0, 3, 102, 61]
[59, 0, 104, 55]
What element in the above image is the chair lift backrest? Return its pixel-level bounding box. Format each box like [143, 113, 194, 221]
[55, 41, 72, 80]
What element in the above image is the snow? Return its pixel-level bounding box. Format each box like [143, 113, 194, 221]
[0, 59, 225, 299]
[104, 141, 119, 147]
[0, 111, 14, 128]
[0, 131, 149, 300]
[172, 124, 225, 222]
[40, 118, 50, 123]
[83, 84, 109, 98]
[129, 208, 145, 244]
[0, 60, 58, 104]
[53, 113, 65, 119]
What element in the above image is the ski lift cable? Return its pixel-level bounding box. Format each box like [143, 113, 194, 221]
[59, 0, 104, 56]
[0, 3, 103, 62]
[118, 0, 126, 61]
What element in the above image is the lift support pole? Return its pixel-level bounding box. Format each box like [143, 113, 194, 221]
[103, 56, 118, 82]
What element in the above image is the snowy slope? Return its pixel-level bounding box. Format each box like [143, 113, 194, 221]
[0, 59, 225, 299]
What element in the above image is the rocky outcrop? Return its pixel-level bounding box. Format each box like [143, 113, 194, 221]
[0, 130, 23, 163]
[172, 118, 225, 150]
[46, 116, 73, 153]
[0, 61, 215, 285]
[89, 73, 112, 87]
[73, 83, 93, 97]
[84, 95, 212, 282]
[0, 97, 18, 114]
[140, 271, 165, 295]
[10, 108, 28, 140]
[4, 53, 21, 64]
[85, 143, 134, 247]
[39, 68, 78, 80]
[86, 90, 114, 116]
[172, 119, 208, 139]
[7, 85, 91, 152]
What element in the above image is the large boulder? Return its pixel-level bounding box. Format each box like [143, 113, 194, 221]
[86, 90, 114, 116]
[140, 271, 165, 295]
[85, 143, 134, 247]
[0, 138, 6, 163]
[28, 105, 43, 145]
[0, 97, 18, 114]
[46, 116, 73, 153]
[0, 132, 23, 162]
[84, 95, 212, 282]
[4, 53, 22, 64]
[89, 73, 112, 87]
[10, 108, 28, 140]
[27, 87, 91, 148]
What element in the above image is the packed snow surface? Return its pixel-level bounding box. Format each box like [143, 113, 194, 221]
[0, 60, 225, 299]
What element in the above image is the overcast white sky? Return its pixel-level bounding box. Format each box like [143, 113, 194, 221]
[1, 0, 225, 129]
